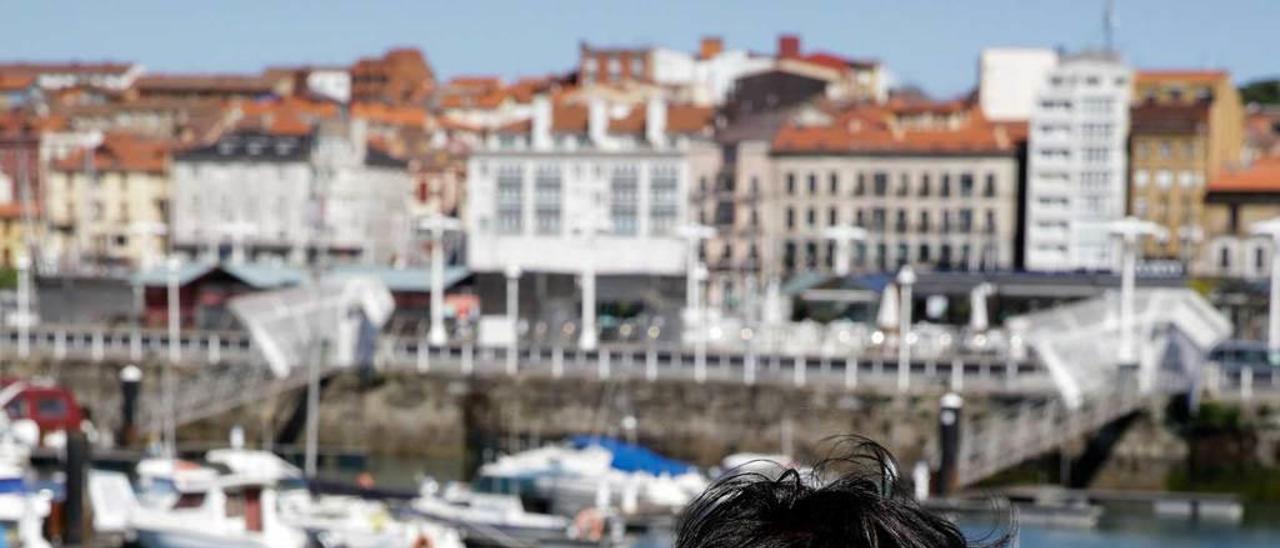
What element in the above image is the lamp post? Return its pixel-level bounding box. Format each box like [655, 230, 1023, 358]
[822, 225, 868, 277]
[419, 214, 461, 347]
[505, 264, 522, 375]
[693, 264, 709, 383]
[15, 254, 31, 359]
[1109, 217, 1165, 370]
[574, 213, 610, 351]
[1252, 218, 1280, 361]
[678, 224, 715, 381]
[896, 265, 916, 393]
[164, 256, 181, 457]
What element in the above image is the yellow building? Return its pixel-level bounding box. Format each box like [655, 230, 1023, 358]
[1130, 70, 1245, 264]
[46, 133, 170, 269]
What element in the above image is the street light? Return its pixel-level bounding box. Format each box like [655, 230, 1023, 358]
[572, 212, 610, 351]
[164, 256, 181, 457]
[678, 224, 715, 382]
[418, 214, 462, 347]
[14, 254, 31, 359]
[505, 263, 522, 375]
[896, 265, 916, 393]
[1109, 216, 1165, 369]
[1252, 217, 1280, 360]
[822, 225, 868, 277]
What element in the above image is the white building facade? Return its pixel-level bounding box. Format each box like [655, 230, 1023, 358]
[1024, 53, 1133, 271]
[468, 97, 717, 276]
[979, 48, 1059, 122]
[171, 121, 412, 265]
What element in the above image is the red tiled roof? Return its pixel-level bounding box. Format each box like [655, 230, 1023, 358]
[772, 102, 1016, 154]
[0, 74, 35, 91]
[352, 102, 428, 128]
[0, 62, 135, 75]
[1209, 158, 1280, 193]
[136, 74, 281, 93]
[1135, 70, 1230, 85]
[54, 133, 170, 173]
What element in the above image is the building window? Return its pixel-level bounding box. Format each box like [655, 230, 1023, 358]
[855, 209, 864, 227]
[786, 207, 795, 229]
[871, 208, 885, 231]
[805, 241, 818, 268]
[983, 174, 996, 197]
[609, 165, 639, 235]
[894, 210, 907, 233]
[829, 172, 839, 194]
[897, 173, 910, 196]
[784, 240, 797, 270]
[650, 164, 679, 235]
[959, 173, 974, 197]
[1219, 247, 1230, 269]
[750, 176, 760, 195]
[534, 165, 562, 235]
[1134, 170, 1149, 187]
[940, 174, 951, 197]
[918, 244, 930, 262]
[873, 172, 888, 196]
[920, 174, 931, 196]
[806, 208, 816, 227]
[828, 207, 838, 226]
[1155, 170, 1173, 189]
[959, 209, 973, 232]
[786, 173, 796, 195]
[855, 173, 866, 196]
[825, 241, 836, 268]
[919, 211, 930, 232]
[1256, 247, 1266, 272]
[496, 165, 523, 234]
[807, 173, 817, 194]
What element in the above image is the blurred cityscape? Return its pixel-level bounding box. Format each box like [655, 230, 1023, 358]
[1, 1, 1280, 546]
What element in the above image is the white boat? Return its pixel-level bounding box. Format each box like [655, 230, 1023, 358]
[0, 414, 52, 548]
[206, 447, 464, 548]
[473, 438, 707, 518]
[412, 479, 577, 543]
[126, 456, 309, 548]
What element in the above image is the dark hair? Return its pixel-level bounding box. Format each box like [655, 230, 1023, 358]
[675, 436, 1008, 548]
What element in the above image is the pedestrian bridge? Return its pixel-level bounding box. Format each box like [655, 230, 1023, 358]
[956, 288, 1233, 486]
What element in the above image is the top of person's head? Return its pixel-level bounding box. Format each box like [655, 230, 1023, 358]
[675, 436, 1008, 548]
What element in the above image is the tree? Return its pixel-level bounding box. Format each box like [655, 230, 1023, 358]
[1241, 79, 1280, 105]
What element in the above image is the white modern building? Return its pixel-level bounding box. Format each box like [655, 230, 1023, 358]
[466, 95, 718, 333]
[1024, 52, 1133, 271]
[171, 120, 413, 265]
[979, 48, 1059, 122]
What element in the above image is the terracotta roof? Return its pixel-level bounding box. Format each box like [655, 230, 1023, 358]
[772, 102, 1016, 155]
[551, 104, 588, 133]
[1135, 70, 1230, 85]
[54, 133, 170, 173]
[0, 62, 135, 75]
[136, 74, 281, 94]
[0, 74, 35, 91]
[352, 102, 428, 128]
[666, 104, 715, 134]
[0, 111, 66, 135]
[608, 106, 646, 134]
[1209, 158, 1280, 193]
[1130, 103, 1210, 134]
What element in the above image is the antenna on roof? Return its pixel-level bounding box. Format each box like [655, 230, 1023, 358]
[1103, 0, 1117, 53]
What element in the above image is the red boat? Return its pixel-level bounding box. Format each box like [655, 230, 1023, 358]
[0, 379, 84, 441]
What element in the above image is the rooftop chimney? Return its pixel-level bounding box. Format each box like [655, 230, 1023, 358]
[645, 96, 667, 148]
[532, 94, 552, 149]
[778, 34, 801, 59]
[699, 37, 724, 60]
[588, 98, 608, 147]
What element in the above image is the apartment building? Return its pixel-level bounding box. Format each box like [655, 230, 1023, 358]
[466, 96, 716, 330]
[350, 48, 435, 105]
[171, 120, 412, 265]
[1200, 158, 1280, 279]
[46, 133, 170, 269]
[768, 100, 1023, 276]
[1023, 53, 1132, 271]
[1129, 70, 1244, 265]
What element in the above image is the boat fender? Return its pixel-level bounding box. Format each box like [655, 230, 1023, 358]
[573, 508, 605, 541]
[413, 533, 433, 548]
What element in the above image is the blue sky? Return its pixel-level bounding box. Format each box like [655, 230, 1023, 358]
[3, 0, 1276, 97]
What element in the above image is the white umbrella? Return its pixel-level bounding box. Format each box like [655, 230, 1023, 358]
[877, 283, 899, 331]
[969, 283, 994, 332]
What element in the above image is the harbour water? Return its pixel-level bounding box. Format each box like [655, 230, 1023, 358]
[962, 504, 1280, 547]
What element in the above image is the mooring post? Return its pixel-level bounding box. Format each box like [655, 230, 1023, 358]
[937, 392, 964, 497]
